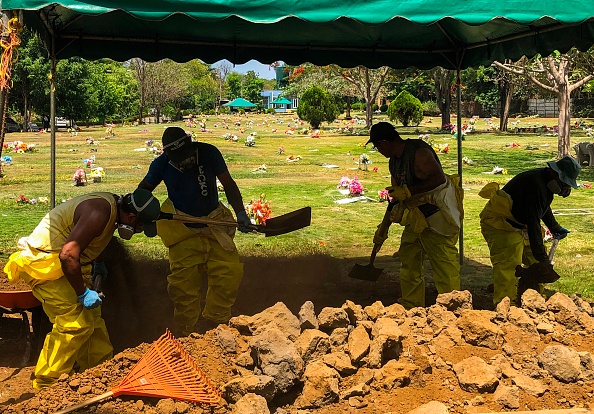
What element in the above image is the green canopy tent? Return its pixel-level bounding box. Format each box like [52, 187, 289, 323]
[3, 0, 594, 259]
[271, 97, 292, 112]
[222, 98, 257, 108]
[3, 1, 594, 69]
[271, 98, 292, 105]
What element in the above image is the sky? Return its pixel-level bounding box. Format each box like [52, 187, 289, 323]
[212, 59, 280, 80]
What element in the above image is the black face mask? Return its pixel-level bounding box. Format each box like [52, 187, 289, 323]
[559, 185, 571, 198]
[546, 179, 571, 198]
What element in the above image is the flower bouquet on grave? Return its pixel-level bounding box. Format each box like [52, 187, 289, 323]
[72, 168, 87, 186]
[90, 167, 105, 183]
[245, 194, 272, 225]
[348, 176, 364, 195]
[337, 176, 351, 195]
[358, 154, 370, 170]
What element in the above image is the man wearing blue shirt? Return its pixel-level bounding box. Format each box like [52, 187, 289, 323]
[138, 127, 251, 336]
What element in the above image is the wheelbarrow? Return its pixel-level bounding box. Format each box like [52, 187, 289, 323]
[0, 290, 43, 365]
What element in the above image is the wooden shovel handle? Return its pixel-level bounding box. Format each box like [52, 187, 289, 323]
[54, 391, 114, 414]
[369, 243, 382, 265]
[159, 212, 258, 231]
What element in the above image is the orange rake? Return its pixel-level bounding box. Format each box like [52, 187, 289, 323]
[55, 329, 221, 414]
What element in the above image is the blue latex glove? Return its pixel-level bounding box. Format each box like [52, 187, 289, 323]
[236, 210, 252, 233]
[552, 227, 570, 240]
[92, 261, 108, 283]
[77, 288, 102, 310]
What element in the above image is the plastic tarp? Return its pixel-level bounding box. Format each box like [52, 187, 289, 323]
[3, 1, 594, 69]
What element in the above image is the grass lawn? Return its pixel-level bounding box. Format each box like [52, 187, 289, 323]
[1, 112, 593, 301]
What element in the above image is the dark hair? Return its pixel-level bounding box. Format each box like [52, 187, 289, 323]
[369, 122, 401, 143]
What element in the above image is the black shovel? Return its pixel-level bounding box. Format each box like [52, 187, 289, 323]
[348, 243, 384, 281]
[158, 206, 311, 237]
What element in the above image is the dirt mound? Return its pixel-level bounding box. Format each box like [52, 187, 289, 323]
[2, 288, 594, 414]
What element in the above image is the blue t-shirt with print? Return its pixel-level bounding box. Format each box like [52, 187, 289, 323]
[143, 142, 227, 218]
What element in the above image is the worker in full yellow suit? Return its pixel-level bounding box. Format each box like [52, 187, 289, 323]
[3, 190, 160, 389]
[368, 122, 463, 309]
[138, 127, 251, 336]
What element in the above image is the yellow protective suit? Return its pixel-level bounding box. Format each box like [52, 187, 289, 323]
[479, 183, 538, 305]
[3, 193, 117, 389]
[21, 269, 113, 389]
[396, 175, 463, 309]
[157, 199, 243, 336]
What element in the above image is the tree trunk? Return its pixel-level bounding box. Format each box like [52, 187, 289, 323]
[433, 67, 453, 128]
[499, 80, 512, 132]
[345, 96, 352, 119]
[442, 91, 451, 127]
[557, 84, 571, 158]
[138, 106, 143, 125]
[365, 100, 373, 129]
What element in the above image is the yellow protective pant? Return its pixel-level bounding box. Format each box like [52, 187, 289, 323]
[21, 272, 113, 389]
[481, 223, 537, 305]
[398, 226, 460, 309]
[167, 233, 243, 336]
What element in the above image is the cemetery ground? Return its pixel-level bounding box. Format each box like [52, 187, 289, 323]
[0, 112, 593, 413]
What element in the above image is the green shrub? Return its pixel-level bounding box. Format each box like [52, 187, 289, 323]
[387, 91, 424, 126]
[422, 101, 440, 116]
[351, 102, 365, 111]
[380, 104, 389, 113]
[296, 86, 340, 129]
[266, 108, 276, 114]
[372, 103, 379, 111]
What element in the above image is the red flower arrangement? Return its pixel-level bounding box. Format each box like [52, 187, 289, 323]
[245, 194, 272, 225]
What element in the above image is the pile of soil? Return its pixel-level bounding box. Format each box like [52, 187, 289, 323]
[3, 240, 592, 413]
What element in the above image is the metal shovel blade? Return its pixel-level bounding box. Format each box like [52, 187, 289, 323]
[348, 243, 384, 281]
[348, 262, 384, 281]
[261, 206, 311, 237]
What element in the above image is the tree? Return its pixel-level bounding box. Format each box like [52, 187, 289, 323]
[144, 59, 191, 123]
[388, 91, 423, 126]
[431, 67, 455, 128]
[297, 86, 340, 129]
[186, 60, 218, 113]
[283, 64, 353, 115]
[226, 72, 243, 99]
[130, 58, 148, 124]
[10, 28, 50, 126]
[242, 70, 265, 106]
[328, 65, 390, 128]
[55, 57, 96, 122]
[493, 49, 594, 157]
[213, 62, 232, 110]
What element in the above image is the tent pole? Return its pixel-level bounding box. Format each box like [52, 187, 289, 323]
[50, 36, 56, 208]
[456, 67, 463, 265]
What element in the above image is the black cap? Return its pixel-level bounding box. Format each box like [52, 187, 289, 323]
[366, 122, 400, 145]
[125, 189, 160, 237]
[162, 127, 193, 165]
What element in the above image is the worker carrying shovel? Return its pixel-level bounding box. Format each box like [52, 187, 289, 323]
[479, 156, 581, 306]
[138, 127, 251, 336]
[3, 189, 161, 389]
[364, 122, 463, 309]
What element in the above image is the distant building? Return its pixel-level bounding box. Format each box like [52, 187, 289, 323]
[261, 90, 299, 113]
